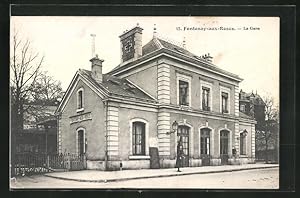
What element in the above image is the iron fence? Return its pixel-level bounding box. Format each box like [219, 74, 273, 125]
[14, 152, 86, 176]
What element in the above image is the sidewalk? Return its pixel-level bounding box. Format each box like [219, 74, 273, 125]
[44, 163, 278, 183]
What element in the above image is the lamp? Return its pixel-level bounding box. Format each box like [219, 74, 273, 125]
[166, 121, 178, 135]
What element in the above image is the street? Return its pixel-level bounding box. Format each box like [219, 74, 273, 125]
[10, 167, 279, 189]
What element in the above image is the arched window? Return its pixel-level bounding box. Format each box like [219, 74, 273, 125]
[240, 130, 247, 155]
[220, 130, 229, 155]
[76, 128, 86, 155]
[200, 128, 211, 155]
[77, 88, 84, 112]
[132, 121, 146, 155]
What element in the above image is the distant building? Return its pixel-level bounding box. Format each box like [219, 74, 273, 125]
[56, 25, 256, 170]
[239, 90, 265, 130]
[16, 99, 62, 154]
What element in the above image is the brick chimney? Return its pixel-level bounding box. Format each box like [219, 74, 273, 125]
[119, 24, 143, 63]
[90, 54, 104, 83]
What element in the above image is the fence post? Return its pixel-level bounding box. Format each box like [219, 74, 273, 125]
[47, 155, 50, 169]
[83, 154, 87, 169]
[67, 154, 71, 171]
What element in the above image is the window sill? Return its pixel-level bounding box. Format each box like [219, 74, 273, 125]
[76, 108, 84, 113]
[129, 155, 150, 160]
[179, 105, 192, 110]
[239, 155, 248, 158]
[202, 107, 211, 111]
[179, 104, 190, 106]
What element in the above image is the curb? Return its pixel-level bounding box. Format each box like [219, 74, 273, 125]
[44, 165, 279, 183]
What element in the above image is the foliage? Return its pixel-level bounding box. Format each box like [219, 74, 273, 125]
[10, 28, 62, 176]
[255, 96, 279, 163]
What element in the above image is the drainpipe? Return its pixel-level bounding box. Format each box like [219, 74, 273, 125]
[105, 100, 108, 171]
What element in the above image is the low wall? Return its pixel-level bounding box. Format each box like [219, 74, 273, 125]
[87, 160, 105, 170]
[87, 157, 256, 170]
[228, 157, 255, 165]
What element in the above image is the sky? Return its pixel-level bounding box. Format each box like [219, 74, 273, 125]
[11, 16, 279, 106]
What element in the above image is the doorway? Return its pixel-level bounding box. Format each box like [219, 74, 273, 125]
[177, 125, 190, 167]
[220, 130, 229, 165]
[200, 128, 211, 166]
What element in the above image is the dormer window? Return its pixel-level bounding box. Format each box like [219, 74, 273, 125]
[240, 104, 245, 112]
[77, 88, 84, 112]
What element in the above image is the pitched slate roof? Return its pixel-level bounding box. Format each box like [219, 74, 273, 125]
[79, 69, 156, 102]
[239, 90, 265, 106]
[143, 38, 205, 62]
[110, 37, 242, 82]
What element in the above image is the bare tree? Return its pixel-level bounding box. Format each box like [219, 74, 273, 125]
[10, 29, 44, 177]
[255, 96, 279, 163]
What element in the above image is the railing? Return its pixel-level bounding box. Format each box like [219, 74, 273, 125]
[15, 153, 48, 176]
[14, 153, 86, 176]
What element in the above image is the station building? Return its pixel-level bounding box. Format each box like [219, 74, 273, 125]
[56, 25, 256, 170]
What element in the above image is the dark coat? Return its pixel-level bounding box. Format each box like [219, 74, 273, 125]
[175, 144, 184, 168]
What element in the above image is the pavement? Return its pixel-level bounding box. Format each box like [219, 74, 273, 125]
[44, 163, 279, 183]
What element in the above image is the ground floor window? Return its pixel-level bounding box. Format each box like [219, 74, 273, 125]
[132, 121, 146, 155]
[240, 131, 247, 155]
[77, 129, 85, 155]
[220, 130, 229, 155]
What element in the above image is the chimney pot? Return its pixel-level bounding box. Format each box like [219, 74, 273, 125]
[90, 56, 104, 83]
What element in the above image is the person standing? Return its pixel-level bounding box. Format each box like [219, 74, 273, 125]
[175, 137, 184, 172]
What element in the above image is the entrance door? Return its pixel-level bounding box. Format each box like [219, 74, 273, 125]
[177, 126, 189, 167]
[78, 130, 84, 155]
[200, 128, 211, 166]
[220, 130, 229, 165]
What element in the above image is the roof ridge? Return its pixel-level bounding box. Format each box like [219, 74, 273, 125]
[156, 35, 184, 48]
[153, 37, 164, 49]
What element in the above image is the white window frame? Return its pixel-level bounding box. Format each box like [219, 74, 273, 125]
[129, 118, 149, 159]
[218, 128, 232, 156]
[240, 104, 245, 112]
[76, 127, 86, 155]
[220, 86, 231, 114]
[176, 73, 192, 107]
[200, 80, 213, 111]
[199, 126, 215, 157]
[175, 121, 194, 158]
[76, 87, 84, 112]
